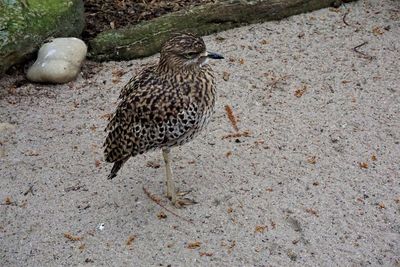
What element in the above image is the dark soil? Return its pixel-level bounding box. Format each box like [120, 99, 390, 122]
[83, 0, 215, 41]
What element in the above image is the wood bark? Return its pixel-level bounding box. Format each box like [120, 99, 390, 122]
[89, 0, 356, 61]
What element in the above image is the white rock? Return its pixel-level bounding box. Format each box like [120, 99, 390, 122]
[27, 37, 87, 83]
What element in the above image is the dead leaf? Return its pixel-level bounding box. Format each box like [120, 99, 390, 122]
[146, 161, 161, 169]
[72, 100, 80, 108]
[79, 243, 86, 252]
[260, 39, 269, 45]
[372, 26, 384, 36]
[4, 197, 13, 205]
[64, 232, 82, 241]
[377, 202, 385, 209]
[294, 85, 307, 98]
[8, 85, 17, 95]
[255, 225, 268, 233]
[307, 156, 317, 164]
[100, 113, 112, 120]
[112, 69, 126, 78]
[359, 162, 368, 169]
[187, 241, 201, 249]
[356, 197, 364, 203]
[215, 36, 225, 42]
[126, 235, 136, 246]
[329, 7, 340, 13]
[19, 200, 27, 208]
[225, 151, 232, 158]
[157, 211, 167, 219]
[222, 71, 230, 81]
[24, 150, 39, 156]
[254, 139, 265, 145]
[239, 58, 245, 64]
[95, 159, 101, 168]
[225, 240, 236, 253]
[305, 208, 319, 217]
[199, 252, 213, 257]
[371, 154, 377, 161]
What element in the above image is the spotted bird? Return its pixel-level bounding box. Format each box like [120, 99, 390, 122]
[104, 33, 223, 207]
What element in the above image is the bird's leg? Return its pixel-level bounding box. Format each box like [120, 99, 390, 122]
[162, 147, 176, 202]
[162, 148, 197, 208]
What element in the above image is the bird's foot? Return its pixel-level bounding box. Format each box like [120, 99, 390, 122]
[168, 190, 197, 208]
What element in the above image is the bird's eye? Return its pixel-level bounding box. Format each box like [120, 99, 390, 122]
[184, 52, 198, 59]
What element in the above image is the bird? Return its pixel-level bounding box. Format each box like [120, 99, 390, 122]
[103, 33, 223, 207]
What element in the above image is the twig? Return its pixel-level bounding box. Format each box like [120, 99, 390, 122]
[64, 183, 87, 192]
[142, 187, 194, 225]
[268, 75, 289, 89]
[352, 42, 374, 60]
[23, 184, 34, 196]
[224, 105, 239, 132]
[221, 130, 251, 140]
[343, 10, 350, 26]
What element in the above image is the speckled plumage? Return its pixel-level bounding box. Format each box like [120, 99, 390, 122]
[104, 34, 223, 189]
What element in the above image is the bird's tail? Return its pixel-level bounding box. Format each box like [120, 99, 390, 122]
[108, 160, 126, 180]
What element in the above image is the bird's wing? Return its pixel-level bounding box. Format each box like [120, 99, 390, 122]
[104, 69, 191, 163]
[118, 66, 156, 100]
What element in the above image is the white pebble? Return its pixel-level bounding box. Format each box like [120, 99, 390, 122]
[97, 223, 105, 231]
[27, 37, 87, 83]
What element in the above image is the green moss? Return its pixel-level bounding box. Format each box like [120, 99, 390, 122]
[0, 0, 84, 73]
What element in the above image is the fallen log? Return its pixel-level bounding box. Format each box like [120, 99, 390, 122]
[89, 0, 355, 61]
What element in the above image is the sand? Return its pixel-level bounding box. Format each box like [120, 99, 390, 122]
[1, 0, 399, 265]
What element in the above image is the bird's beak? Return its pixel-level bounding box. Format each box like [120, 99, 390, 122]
[206, 51, 224, 59]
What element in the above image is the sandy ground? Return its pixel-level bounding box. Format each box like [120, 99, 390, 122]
[1, 0, 400, 266]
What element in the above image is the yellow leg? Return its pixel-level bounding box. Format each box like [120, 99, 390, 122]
[162, 148, 197, 208]
[162, 148, 176, 203]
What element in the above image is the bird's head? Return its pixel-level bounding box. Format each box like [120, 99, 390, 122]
[159, 33, 223, 71]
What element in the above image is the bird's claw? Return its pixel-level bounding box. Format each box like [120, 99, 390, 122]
[176, 190, 192, 197]
[173, 197, 198, 208]
[168, 189, 197, 208]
